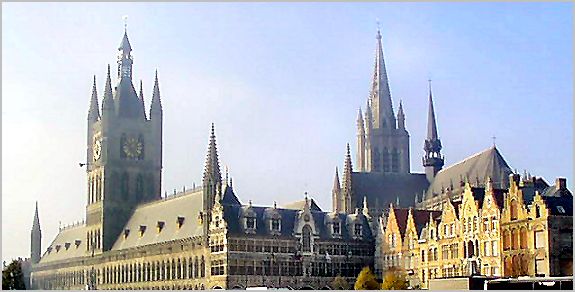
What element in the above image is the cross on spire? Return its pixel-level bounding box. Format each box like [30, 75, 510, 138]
[492, 135, 497, 147]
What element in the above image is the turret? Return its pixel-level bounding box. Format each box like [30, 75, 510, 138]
[88, 76, 100, 122]
[397, 100, 405, 130]
[101, 64, 115, 120]
[423, 80, 444, 182]
[30, 202, 41, 264]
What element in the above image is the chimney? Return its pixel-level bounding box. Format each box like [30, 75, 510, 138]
[556, 177, 566, 190]
[509, 173, 520, 186]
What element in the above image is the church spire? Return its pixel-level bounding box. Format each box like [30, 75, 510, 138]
[203, 123, 222, 186]
[332, 167, 342, 213]
[88, 75, 100, 121]
[369, 28, 395, 130]
[357, 108, 366, 172]
[31, 201, 42, 264]
[150, 70, 163, 117]
[423, 80, 444, 182]
[426, 80, 438, 140]
[117, 29, 133, 80]
[342, 143, 354, 213]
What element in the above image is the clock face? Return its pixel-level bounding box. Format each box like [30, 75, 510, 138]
[122, 136, 143, 159]
[93, 139, 102, 161]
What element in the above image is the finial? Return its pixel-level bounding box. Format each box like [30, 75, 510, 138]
[229, 177, 233, 188]
[122, 15, 128, 32]
[225, 166, 229, 186]
[491, 135, 497, 147]
[155, 68, 158, 80]
[273, 201, 277, 209]
[428, 78, 432, 93]
[107, 64, 111, 76]
[376, 18, 381, 39]
[248, 200, 252, 207]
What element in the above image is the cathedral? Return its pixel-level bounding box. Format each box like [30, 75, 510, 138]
[29, 30, 376, 290]
[331, 29, 515, 217]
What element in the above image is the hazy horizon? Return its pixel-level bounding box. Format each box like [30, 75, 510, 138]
[2, 2, 572, 263]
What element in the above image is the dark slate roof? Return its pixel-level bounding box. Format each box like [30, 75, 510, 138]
[114, 77, 144, 119]
[351, 172, 429, 210]
[491, 189, 506, 209]
[542, 184, 572, 198]
[222, 204, 373, 241]
[542, 195, 573, 216]
[427, 146, 513, 199]
[221, 185, 241, 206]
[452, 201, 462, 218]
[282, 199, 322, 212]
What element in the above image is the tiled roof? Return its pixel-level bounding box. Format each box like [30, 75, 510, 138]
[542, 195, 573, 216]
[39, 224, 89, 264]
[282, 199, 322, 212]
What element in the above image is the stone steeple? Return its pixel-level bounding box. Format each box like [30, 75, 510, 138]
[101, 64, 115, 115]
[369, 28, 395, 130]
[203, 123, 223, 211]
[357, 108, 366, 172]
[332, 167, 341, 212]
[88, 76, 100, 121]
[150, 70, 163, 117]
[423, 80, 444, 182]
[114, 30, 145, 119]
[342, 143, 354, 213]
[31, 201, 42, 264]
[138, 80, 147, 120]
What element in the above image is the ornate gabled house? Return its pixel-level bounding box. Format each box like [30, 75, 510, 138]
[376, 175, 573, 288]
[29, 30, 377, 290]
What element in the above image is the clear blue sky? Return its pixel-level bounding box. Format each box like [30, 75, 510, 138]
[2, 2, 572, 262]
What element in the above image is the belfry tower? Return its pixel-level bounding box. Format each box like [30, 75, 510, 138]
[84, 29, 163, 252]
[357, 29, 410, 174]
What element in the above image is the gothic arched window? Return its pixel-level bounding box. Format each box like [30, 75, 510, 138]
[391, 148, 399, 172]
[194, 257, 199, 278]
[200, 256, 205, 278]
[121, 173, 129, 200]
[382, 147, 391, 172]
[373, 147, 381, 172]
[136, 174, 144, 200]
[510, 200, 519, 220]
[302, 224, 312, 252]
[120, 134, 127, 159]
[138, 134, 145, 160]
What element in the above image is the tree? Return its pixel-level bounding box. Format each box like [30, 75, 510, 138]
[354, 266, 380, 290]
[331, 275, 350, 290]
[2, 259, 26, 290]
[381, 267, 408, 290]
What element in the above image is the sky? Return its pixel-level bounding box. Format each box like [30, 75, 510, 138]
[2, 2, 572, 263]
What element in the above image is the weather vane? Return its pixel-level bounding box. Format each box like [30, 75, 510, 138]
[492, 135, 497, 146]
[123, 15, 128, 31]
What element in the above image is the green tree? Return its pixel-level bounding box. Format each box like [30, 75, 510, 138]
[381, 267, 408, 290]
[2, 259, 26, 290]
[331, 275, 350, 290]
[354, 266, 380, 290]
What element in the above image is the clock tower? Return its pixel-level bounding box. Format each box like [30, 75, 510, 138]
[85, 30, 163, 252]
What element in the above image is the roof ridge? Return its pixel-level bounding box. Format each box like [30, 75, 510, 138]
[436, 146, 497, 175]
[137, 188, 203, 209]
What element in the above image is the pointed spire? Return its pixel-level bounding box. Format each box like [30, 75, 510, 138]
[397, 99, 405, 130]
[119, 30, 132, 52]
[396, 196, 400, 206]
[342, 143, 353, 213]
[369, 27, 395, 129]
[32, 201, 40, 229]
[139, 80, 147, 120]
[203, 123, 222, 183]
[150, 69, 163, 116]
[225, 166, 230, 186]
[426, 80, 438, 140]
[31, 201, 42, 264]
[101, 64, 115, 113]
[88, 76, 101, 121]
[332, 167, 341, 192]
[357, 108, 365, 132]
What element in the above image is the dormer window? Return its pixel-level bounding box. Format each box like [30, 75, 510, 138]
[139, 225, 147, 237]
[64, 242, 71, 250]
[557, 206, 565, 214]
[157, 221, 165, 233]
[55, 245, 61, 252]
[47, 247, 52, 254]
[332, 221, 340, 235]
[124, 229, 130, 239]
[177, 216, 185, 228]
[246, 217, 256, 229]
[74, 240, 81, 248]
[354, 224, 363, 237]
[271, 218, 280, 231]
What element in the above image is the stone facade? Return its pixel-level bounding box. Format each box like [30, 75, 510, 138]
[29, 30, 376, 290]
